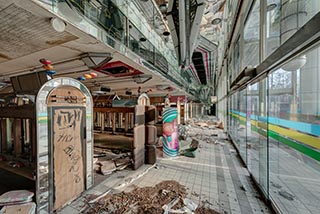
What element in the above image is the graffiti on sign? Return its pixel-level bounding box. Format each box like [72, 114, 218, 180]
[54, 108, 84, 190]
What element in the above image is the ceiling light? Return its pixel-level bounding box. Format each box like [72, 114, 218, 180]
[133, 75, 152, 84]
[50, 17, 66, 32]
[163, 31, 170, 36]
[125, 90, 132, 95]
[211, 17, 222, 25]
[80, 52, 113, 69]
[282, 55, 307, 71]
[267, 3, 277, 11]
[159, 3, 167, 14]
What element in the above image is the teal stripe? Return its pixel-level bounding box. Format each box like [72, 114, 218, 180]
[268, 117, 320, 136]
[163, 108, 178, 123]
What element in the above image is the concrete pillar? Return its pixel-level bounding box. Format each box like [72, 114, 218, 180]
[177, 99, 181, 124]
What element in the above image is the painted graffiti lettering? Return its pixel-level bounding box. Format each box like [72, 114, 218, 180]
[63, 145, 81, 183]
[69, 165, 80, 173]
[56, 109, 81, 130]
[58, 133, 73, 142]
[63, 145, 74, 156]
[73, 175, 81, 183]
[64, 96, 78, 103]
[54, 108, 83, 185]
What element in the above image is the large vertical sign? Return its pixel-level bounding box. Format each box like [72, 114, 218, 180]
[47, 86, 86, 210]
[36, 78, 93, 213]
[162, 108, 179, 157]
[53, 107, 84, 210]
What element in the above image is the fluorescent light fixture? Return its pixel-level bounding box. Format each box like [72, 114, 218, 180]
[80, 52, 113, 69]
[133, 74, 152, 84]
[163, 31, 170, 36]
[101, 86, 111, 92]
[211, 17, 222, 25]
[267, 3, 277, 11]
[282, 55, 307, 71]
[91, 86, 111, 95]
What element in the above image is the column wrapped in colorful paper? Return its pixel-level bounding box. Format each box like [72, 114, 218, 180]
[162, 108, 179, 157]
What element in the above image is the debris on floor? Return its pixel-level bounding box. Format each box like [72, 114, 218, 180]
[0, 202, 36, 214]
[83, 181, 220, 214]
[0, 190, 35, 214]
[279, 190, 295, 201]
[93, 148, 132, 175]
[0, 190, 34, 206]
[180, 138, 199, 158]
[178, 116, 227, 159]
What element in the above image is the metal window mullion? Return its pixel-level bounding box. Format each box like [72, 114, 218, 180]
[260, 0, 266, 63]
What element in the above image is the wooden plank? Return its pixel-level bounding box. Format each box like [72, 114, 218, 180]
[0, 105, 35, 119]
[0, 161, 34, 180]
[0, 202, 36, 214]
[94, 107, 135, 113]
[112, 113, 116, 133]
[47, 86, 86, 107]
[125, 113, 128, 132]
[1, 119, 7, 152]
[13, 119, 22, 156]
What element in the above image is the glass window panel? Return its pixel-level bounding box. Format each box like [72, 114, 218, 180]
[280, 0, 320, 44]
[234, 36, 241, 77]
[247, 80, 268, 194]
[238, 90, 247, 162]
[265, 0, 280, 58]
[243, 0, 260, 68]
[268, 44, 320, 214]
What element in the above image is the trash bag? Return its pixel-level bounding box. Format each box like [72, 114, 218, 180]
[180, 147, 198, 158]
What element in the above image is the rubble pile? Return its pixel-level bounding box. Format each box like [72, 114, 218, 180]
[176, 117, 228, 159]
[84, 181, 220, 214]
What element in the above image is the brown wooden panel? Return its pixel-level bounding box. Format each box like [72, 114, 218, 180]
[47, 86, 86, 107]
[1, 119, 7, 152]
[150, 97, 164, 104]
[53, 108, 84, 210]
[0, 105, 35, 119]
[0, 161, 34, 180]
[31, 119, 36, 164]
[94, 107, 134, 113]
[13, 119, 22, 156]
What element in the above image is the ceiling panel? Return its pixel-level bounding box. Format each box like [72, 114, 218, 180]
[0, 3, 77, 61]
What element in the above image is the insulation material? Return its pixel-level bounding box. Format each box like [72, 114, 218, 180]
[0, 190, 33, 206]
[162, 108, 179, 157]
[0, 202, 36, 214]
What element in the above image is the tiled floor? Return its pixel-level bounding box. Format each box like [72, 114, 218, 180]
[59, 129, 272, 214]
[248, 132, 320, 214]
